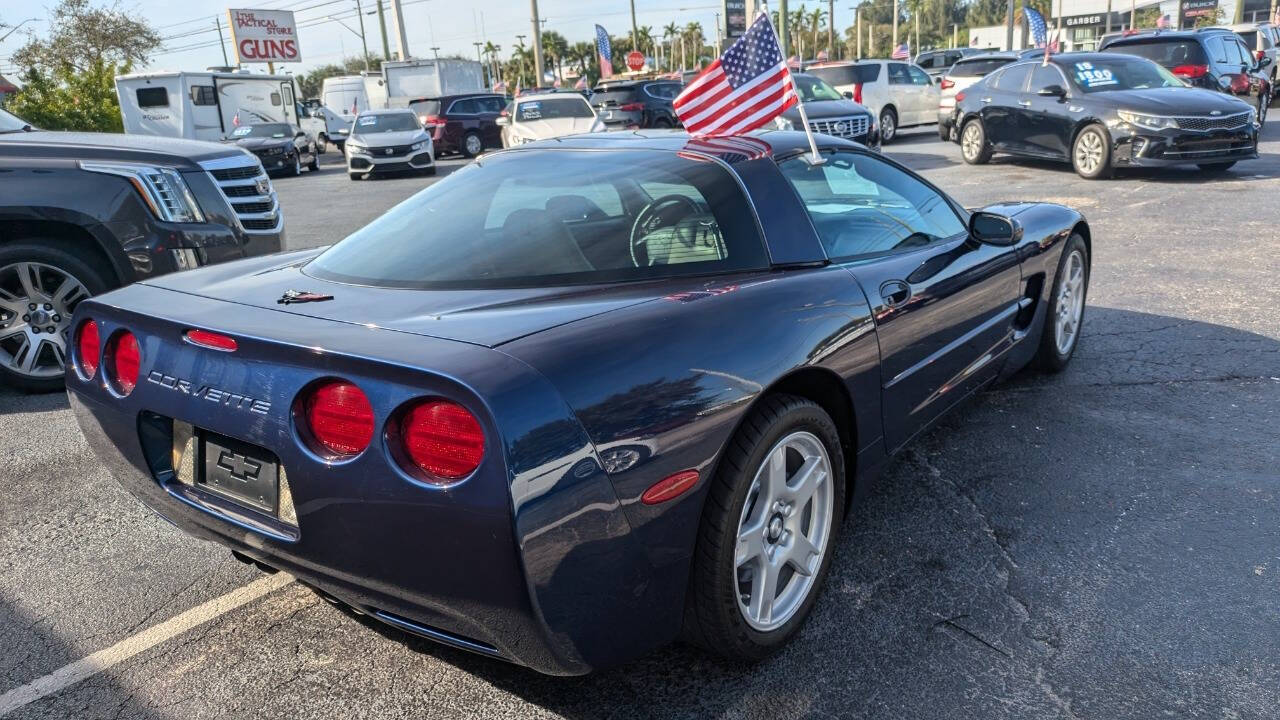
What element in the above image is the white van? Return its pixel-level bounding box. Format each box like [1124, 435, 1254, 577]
[116, 70, 300, 141]
[299, 104, 352, 151]
[321, 74, 384, 123]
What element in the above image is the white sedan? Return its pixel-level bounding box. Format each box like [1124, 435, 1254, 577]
[498, 93, 606, 148]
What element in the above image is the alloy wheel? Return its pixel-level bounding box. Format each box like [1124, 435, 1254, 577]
[0, 262, 90, 380]
[1054, 250, 1086, 355]
[1074, 131, 1104, 175]
[734, 431, 834, 632]
[465, 134, 483, 156]
[880, 111, 896, 142]
[962, 123, 982, 160]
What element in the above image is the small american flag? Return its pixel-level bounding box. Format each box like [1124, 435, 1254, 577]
[492, 81, 506, 93]
[575, 75, 587, 90]
[1156, 14, 1170, 28]
[595, 25, 613, 78]
[678, 135, 772, 164]
[672, 14, 797, 137]
[890, 43, 909, 60]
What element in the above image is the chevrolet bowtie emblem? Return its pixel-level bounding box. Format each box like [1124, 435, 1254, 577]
[278, 289, 334, 304]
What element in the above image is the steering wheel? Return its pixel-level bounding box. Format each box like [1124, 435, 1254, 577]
[630, 194, 703, 267]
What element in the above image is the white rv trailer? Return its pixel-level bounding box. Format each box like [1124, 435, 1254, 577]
[116, 70, 301, 142]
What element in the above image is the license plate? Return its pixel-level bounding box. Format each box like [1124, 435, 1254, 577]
[199, 432, 279, 514]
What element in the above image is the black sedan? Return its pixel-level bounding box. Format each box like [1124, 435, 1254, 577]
[67, 129, 1091, 674]
[224, 123, 319, 177]
[774, 73, 881, 150]
[954, 53, 1259, 178]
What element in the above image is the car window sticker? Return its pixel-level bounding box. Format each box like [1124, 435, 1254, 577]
[1073, 62, 1116, 88]
[358, 116, 378, 126]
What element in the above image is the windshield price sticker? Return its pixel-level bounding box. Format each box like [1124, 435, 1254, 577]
[1074, 62, 1117, 88]
[358, 116, 377, 126]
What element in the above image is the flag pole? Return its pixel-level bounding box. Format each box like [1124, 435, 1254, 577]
[762, 3, 823, 165]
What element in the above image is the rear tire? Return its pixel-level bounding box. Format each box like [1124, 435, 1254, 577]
[461, 131, 484, 158]
[316, 135, 327, 154]
[1071, 124, 1112, 179]
[652, 117, 672, 129]
[878, 107, 898, 143]
[938, 123, 951, 141]
[683, 394, 845, 661]
[1257, 95, 1269, 127]
[307, 150, 320, 172]
[1032, 234, 1089, 372]
[960, 119, 992, 164]
[0, 240, 115, 392]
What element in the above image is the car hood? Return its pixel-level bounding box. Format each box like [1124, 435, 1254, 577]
[0, 131, 245, 169]
[1092, 87, 1252, 115]
[781, 99, 871, 120]
[226, 136, 292, 150]
[351, 129, 427, 146]
[512, 116, 600, 139]
[137, 249, 707, 347]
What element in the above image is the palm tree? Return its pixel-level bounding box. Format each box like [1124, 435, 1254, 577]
[683, 22, 704, 69]
[637, 25, 655, 58]
[569, 40, 594, 77]
[483, 41, 502, 84]
[662, 22, 680, 71]
[790, 7, 807, 58]
[809, 7, 826, 57]
[540, 30, 569, 83]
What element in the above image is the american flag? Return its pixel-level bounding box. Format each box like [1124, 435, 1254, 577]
[595, 24, 613, 78]
[574, 75, 587, 90]
[890, 43, 909, 60]
[672, 14, 797, 137]
[492, 81, 506, 93]
[1156, 14, 1170, 28]
[1024, 5, 1048, 47]
[678, 135, 773, 164]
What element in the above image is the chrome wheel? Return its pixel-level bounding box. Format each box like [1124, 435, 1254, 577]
[464, 133, 483, 156]
[1054, 250, 1085, 355]
[879, 110, 896, 142]
[962, 122, 983, 160]
[734, 431, 834, 632]
[0, 262, 90, 380]
[1074, 130, 1104, 175]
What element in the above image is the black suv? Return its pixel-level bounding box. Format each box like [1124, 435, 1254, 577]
[1100, 28, 1273, 124]
[0, 108, 284, 391]
[589, 79, 684, 129]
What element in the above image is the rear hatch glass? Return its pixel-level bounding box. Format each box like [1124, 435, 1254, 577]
[807, 63, 882, 86]
[1105, 39, 1208, 67]
[591, 89, 639, 107]
[948, 58, 1015, 76]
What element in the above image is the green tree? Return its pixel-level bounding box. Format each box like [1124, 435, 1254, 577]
[7, 60, 126, 131]
[12, 0, 159, 74]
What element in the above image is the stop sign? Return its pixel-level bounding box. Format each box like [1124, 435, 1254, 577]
[626, 50, 645, 71]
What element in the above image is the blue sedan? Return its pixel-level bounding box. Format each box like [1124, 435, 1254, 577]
[67, 130, 1091, 675]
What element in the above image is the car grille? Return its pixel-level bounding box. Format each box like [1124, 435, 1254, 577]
[199, 155, 282, 235]
[368, 144, 415, 157]
[1175, 112, 1251, 131]
[808, 115, 870, 139]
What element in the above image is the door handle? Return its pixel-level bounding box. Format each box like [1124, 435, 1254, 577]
[879, 280, 912, 308]
[980, 97, 993, 103]
[1018, 100, 1032, 107]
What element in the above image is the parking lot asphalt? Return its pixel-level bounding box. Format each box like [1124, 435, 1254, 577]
[1, 129, 1277, 720]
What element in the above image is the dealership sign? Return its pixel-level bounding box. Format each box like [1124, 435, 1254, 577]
[227, 8, 302, 64]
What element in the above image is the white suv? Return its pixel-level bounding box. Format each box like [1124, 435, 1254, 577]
[806, 60, 939, 142]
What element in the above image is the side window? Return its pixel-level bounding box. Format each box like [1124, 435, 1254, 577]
[888, 63, 911, 84]
[1231, 40, 1251, 65]
[269, 92, 282, 106]
[1030, 64, 1062, 92]
[946, 50, 963, 65]
[190, 85, 216, 106]
[908, 65, 932, 85]
[779, 151, 967, 259]
[995, 64, 1032, 92]
[1206, 37, 1228, 64]
[482, 97, 506, 113]
[917, 53, 936, 69]
[135, 87, 169, 108]
[449, 99, 478, 114]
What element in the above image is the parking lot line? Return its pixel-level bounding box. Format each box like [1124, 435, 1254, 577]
[0, 572, 294, 717]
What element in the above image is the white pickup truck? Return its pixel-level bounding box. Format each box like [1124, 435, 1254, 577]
[299, 103, 352, 151]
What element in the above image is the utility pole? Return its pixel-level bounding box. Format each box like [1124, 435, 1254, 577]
[214, 17, 229, 66]
[631, 0, 639, 52]
[780, 0, 789, 58]
[388, 0, 410, 60]
[355, 0, 371, 68]
[530, 0, 545, 87]
[473, 41, 485, 85]
[515, 34, 526, 86]
[856, 6, 862, 58]
[1105, 0, 1112, 34]
[914, 10, 919, 55]
[1130, 0, 1136, 30]
[1005, 0, 1014, 51]
[375, 0, 391, 61]
[828, 0, 834, 58]
[431, 46, 440, 59]
[715, 12, 723, 56]
[892, 0, 899, 48]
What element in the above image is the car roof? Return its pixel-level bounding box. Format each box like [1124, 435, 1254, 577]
[496, 128, 860, 163]
[356, 108, 416, 116]
[516, 92, 587, 102]
[1106, 27, 1232, 43]
[1042, 51, 1164, 66]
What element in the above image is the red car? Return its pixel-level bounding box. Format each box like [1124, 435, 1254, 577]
[409, 93, 506, 157]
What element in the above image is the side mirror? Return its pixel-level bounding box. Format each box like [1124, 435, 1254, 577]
[1258, 56, 1273, 71]
[969, 211, 1021, 246]
[495, 115, 511, 126]
[843, 91, 854, 99]
[1038, 84, 1067, 97]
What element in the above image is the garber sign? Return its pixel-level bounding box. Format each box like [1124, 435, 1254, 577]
[227, 8, 302, 64]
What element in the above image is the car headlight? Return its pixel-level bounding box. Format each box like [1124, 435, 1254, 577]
[773, 116, 796, 130]
[410, 141, 426, 150]
[346, 141, 367, 154]
[1117, 110, 1178, 130]
[1247, 106, 1258, 126]
[79, 161, 205, 223]
[262, 146, 285, 156]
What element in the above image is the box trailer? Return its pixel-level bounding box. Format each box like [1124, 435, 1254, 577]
[116, 70, 301, 141]
[380, 59, 485, 107]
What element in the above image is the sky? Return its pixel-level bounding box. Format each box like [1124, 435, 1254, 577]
[0, 0, 813, 80]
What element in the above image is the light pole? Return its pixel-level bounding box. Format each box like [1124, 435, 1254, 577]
[0, 17, 39, 44]
[327, 15, 370, 70]
[828, 0, 834, 59]
[354, 0, 371, 66]
[375, 0, 391, 61]
[431, 46, 440, 59]
[892, 0, 898, 49]
[473, 41, 486, 86]
[530, 0, 545, 87]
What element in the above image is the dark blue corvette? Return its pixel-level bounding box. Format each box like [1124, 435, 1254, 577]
[68, 130, 1091, 675]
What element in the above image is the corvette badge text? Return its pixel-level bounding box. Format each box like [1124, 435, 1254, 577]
[146, 371, 271, 415]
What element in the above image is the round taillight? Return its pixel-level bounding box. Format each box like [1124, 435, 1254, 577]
[76, 320, 100, 379]
[107, 331, 141, 395]
[303, 380, 374, 457]
[399, 399, 485, 481]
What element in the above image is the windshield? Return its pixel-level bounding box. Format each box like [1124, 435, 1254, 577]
[304, 150, 768, 289]
[516, 97, 594, 121]
[1105, 39, 1209, 67]
[230, 123, 292, 138]
[590, 89, 638, 106]
[1066, 58, 1185, 92]
[793, 75, 845, 102]
[0, 107, 29, 132]
[353, 113, 420, 134]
